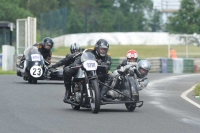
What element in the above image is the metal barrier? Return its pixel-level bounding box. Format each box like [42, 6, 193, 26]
[0, 53, 2, 67]
[15, 55, 196, 73]
[183, 59, 194, 73]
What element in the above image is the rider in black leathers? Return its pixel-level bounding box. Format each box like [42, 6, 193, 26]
[17, 37, 54, 77]
[19, 37, 54, 67]
[48, 43, 82, 97]
[49, 43, 82, 69]
[63, 39, 113, 102]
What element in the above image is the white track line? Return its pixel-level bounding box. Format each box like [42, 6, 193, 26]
[181, 84, 200, 109]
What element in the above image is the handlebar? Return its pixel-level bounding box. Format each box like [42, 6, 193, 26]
[71, 65, 82, 69]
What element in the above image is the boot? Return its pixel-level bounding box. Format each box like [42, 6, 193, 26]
[100, 84, 111, 101]
[63, 82, 71, 102]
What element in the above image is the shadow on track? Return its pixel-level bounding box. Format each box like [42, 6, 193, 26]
[14, 81, 64, 85]
[61, 107, 141, 113]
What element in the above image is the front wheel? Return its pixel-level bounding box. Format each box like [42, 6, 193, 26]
[28, 79, 32, 83]
[28, 79, 37, 84]
[71, 105, 80, 110]
[32, 79, 37, 84]
[125, 103, 136, 112]
[89, 79, 100, 114]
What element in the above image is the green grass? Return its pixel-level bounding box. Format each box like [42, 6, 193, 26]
[52, 45, 200, 58]
[194, 84, 200, 96]
[0, 68, 16, 75]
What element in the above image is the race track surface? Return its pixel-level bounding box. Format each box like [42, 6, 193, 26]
[0, 73, 200, 133]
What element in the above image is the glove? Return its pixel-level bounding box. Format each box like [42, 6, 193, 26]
[48, 66, 54, 72]
[101, 62, 107, 66]
[119, 65, 129, 73]
[51, 65, 56, 68]
[96, 59, 102, 65]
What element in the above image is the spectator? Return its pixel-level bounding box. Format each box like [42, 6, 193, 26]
[170, 48, 177, 58]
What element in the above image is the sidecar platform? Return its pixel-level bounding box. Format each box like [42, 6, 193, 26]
[101, 100, 143, 108]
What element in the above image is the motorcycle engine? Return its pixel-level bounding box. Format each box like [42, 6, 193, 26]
[74, 83, 81, 102]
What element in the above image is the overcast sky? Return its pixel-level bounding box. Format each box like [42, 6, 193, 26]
[152, 0, 181, 10]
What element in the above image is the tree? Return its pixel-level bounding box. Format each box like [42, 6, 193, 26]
[19, 0, 59, 19]
[148, 9, 163, 32]
[166, 0, 200, 34]
[64, 0, 156, 33]
[0, 0, 33, 23]
[117, 0, 155, 31]
[66, 8, 85, 33]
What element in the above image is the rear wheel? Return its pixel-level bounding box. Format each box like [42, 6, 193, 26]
[125, 103, 136, 112]
[89, 79, 100, 114]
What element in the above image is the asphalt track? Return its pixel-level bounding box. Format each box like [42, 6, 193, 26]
[0, 73, 200, 133]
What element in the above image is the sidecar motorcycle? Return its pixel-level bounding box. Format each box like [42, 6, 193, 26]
[99, 64, 144, 111]
[16, 46, 63, 84]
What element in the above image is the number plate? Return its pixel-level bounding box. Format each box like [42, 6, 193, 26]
[83, 60, 97, 71]
[31, 54, 41, 61]
[30, 66, 43, 78]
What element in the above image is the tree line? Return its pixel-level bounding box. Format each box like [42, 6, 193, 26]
[1, 0, 200, 34]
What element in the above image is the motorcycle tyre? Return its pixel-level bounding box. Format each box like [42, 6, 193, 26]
[89, 79, 100, 114]
[125, 103, 136, 112]
[28, 79, 37, 84]
[71, 105, 80, 110]
[28, 79, 32, 83]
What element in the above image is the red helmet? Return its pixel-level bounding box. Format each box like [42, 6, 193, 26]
[126, 49, 138, 62]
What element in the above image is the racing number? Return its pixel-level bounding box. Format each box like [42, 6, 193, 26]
[33, 68, 41, 76]
[37, 68, 41, 75]
[33, 68, 36, 75]
[87, 63, 95, 68]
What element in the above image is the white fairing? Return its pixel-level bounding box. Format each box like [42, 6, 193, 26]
[30, 66, 43, 78]
[83, 60, 98, 71]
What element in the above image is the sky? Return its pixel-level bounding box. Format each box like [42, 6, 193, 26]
[152, 0, 181, 23]
[152, 0, 181, 11]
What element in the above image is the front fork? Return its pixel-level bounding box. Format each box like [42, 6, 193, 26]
[84, 71, 97, 98]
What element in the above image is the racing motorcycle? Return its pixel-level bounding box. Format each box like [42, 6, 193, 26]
[16, 46, 63, 84]
[64, 52, 100, 114]
[98, 62, 143, 112]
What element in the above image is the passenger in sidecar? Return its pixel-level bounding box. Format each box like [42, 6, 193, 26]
[111, 49, 151, 91]
[99, 49, 151, 109]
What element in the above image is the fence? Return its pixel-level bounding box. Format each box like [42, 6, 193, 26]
[40, 6, 158, 39]
[40, 8, 67, 39]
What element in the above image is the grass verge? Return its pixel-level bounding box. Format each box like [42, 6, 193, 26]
[194, 84, 200, 96]
[0, 68, 16, 75]
[52, 45, 200, 58]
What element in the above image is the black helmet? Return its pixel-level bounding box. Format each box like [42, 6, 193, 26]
[94, 39, 109, 57]
[70, 43, 81, 54]
[135, 60, 151, 78]
[42, 37, 54, 51]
